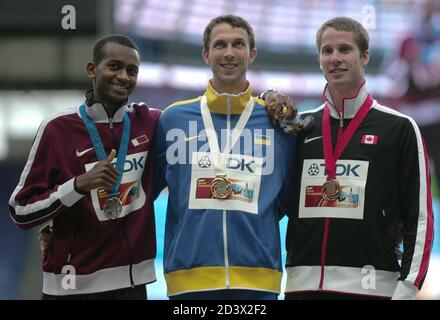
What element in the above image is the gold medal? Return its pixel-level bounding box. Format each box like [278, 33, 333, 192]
[103, 196, 123, 219]
[322, 179, 341, 201]
[211, 175, 232, 199]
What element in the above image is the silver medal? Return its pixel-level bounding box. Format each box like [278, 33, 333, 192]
[103, 197, 123, 219]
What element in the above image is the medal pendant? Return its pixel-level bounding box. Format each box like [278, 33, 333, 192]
[211, 175, 232, 199]
[277, 104, 288, 119]
[104, 197, 123, 219]
[322, 179, 341, 201]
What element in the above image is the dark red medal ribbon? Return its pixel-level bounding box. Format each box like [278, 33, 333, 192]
[322, 95, 373, 180]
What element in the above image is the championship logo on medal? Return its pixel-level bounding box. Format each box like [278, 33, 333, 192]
[211, 175, 232, 199]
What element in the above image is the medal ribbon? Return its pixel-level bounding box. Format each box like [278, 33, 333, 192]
[322, 95, 373, 179]
[200, 94, 255, 177]
[79, 104, 131, 196]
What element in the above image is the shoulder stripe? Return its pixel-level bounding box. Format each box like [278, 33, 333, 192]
[165, 97, 201, 111]
[373, 101, 434, 287]
[300, 104, 325, 115]
[254, 97, 265, 106]
[371, 102, 409, 118]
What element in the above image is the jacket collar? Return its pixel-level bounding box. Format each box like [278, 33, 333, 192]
[81, 89, 127, 123]
[205, 81, 252, 114]
[323, 80, 369, 119]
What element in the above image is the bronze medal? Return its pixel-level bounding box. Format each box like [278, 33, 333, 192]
[211, 175, 232, 199]
[103, 197, 123, 219]
[322, 179, 341, 201]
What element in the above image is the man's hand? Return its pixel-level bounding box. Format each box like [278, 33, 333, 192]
[39, 224, 53, 257]
[263, 90, 298, 125]
[394, 221, 405, 260]
[396, 222, 405, 246]
[75, 149, 120, 193]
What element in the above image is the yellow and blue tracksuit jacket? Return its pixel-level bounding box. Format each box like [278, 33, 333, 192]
[154, 83, 296, 297]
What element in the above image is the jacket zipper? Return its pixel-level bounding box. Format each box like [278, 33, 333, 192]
[66, 223, 80, 266]
[223, 210, 230, 288]
[109, 117, 118, 148]
[319, 113, 339, 290]
[318, 107, 343, 289]
[319, 217, 330, 290]
[223, 96, 232, 288]
[110, 116, 134, 287]
[121, 224, 135, 288]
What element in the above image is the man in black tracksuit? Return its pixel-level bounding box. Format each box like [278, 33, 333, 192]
[279, 17, 434, 300]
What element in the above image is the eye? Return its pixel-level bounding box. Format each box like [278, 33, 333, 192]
[234, 40, 245, 48]
[340, 46, 352, 53]
[108, 63, 119, 70]
[128, 67, 138, 76]
[322, 47, 332, 55]
[213, 41, 225, 49]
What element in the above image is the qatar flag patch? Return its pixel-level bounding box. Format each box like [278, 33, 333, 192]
[361, 135, 378, 145]
[131, 134, 150, 147]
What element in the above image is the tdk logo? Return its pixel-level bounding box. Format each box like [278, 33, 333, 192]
[227, 158, 255, 173]
[122, 156, 144, 173]
[318, 163, 361, 177]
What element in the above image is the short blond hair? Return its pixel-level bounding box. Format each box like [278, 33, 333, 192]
[316, 17, 369, 54]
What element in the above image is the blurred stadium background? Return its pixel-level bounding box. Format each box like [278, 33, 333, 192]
[0, 0, 439, 299]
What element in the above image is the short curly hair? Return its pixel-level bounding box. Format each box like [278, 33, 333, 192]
[93, 34, 140, 64]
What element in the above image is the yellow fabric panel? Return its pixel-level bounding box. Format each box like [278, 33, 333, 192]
[165, 266, 281, 296]
[229, 266, 282, 292]
[165, 266, 226, 296]
[164, 97, 201, 111]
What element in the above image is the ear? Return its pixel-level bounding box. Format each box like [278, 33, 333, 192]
[87, 62, 96, 79]
[249, 48, 257, 64]
[361, 50, 370, 67]
[202, 49, 210, 65]
[316, 52, 323, 71]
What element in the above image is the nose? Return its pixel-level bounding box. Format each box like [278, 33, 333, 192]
[330, 51, 343, 65]
[117, 68, 130, 82]
[223, 44, 235, 60]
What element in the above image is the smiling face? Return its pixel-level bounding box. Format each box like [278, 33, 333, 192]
[319, 27, 369, 96]
[202, 22, 256, 94]
[87, 42, 140, 112]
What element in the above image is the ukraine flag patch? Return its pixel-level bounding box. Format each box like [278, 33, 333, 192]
[254, 134, 271, 145]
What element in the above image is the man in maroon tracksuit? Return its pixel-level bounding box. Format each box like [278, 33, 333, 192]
[8, 34, 160, 299]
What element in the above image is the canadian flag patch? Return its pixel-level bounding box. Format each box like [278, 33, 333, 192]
[131, 134, 150, 147]
[361, 135, 378, 145]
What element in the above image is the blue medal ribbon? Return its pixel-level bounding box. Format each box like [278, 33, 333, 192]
[79, 104, 131, 197]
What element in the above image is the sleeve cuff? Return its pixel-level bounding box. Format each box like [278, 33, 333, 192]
[257, 89, 274, 100]
[391, 280, 419, 300]
[58, 177, 85, 207]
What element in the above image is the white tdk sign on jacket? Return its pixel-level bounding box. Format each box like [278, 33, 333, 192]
[84, 151, 148, 221]
[188, 152, 263, 214]
[299, 159, 369, 219]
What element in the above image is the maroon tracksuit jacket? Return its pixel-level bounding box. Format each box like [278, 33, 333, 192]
[9, 101, 160, 295]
